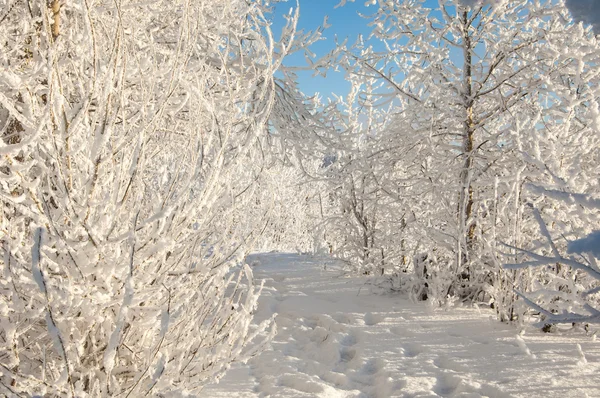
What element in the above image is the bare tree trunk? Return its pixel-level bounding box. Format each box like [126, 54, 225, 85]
[457, 10, 476, 279]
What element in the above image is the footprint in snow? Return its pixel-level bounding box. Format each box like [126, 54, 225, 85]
[309, 326, 330, 344]
[319, 371, 350, 388]
[433, 372, 464, 396]
[305, 314, 346, 333]
[361, 358, 386, 376]
[401, 342, 424, 358]
[364, 312, 385, 326]
[278, 374, 324, 394]
[471, 336, 491, 345]
[433, 355, 464, 372]
[479, 383, 512, 398]
[389, 326, 413, 337]
[333, 312, 354, 324]
[340, 331, 360, 347]
[272, 283, 289, 295]
[339, 346, 358, 363]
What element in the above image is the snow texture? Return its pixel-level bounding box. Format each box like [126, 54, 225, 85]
[568, 231, 600, 258]
[205, 253, 600, 398]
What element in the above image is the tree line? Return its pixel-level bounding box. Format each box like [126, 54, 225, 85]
[1, 0, 599, 396]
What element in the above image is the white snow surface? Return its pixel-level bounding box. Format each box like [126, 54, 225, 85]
[568, 230, 600, 258]
[204, 253, 600, 397]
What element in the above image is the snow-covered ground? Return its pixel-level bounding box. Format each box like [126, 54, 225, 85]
[204, 253, 600, 398]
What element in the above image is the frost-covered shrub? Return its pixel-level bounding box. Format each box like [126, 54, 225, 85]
[503, 14, 600, 325]
[0, 1, 298, 395]
[506, 193, 600, 327]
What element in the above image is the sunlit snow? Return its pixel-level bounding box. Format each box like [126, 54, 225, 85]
[205, 253, 600, 398]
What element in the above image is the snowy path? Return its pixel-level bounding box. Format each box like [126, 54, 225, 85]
[204, 253, 600, 398]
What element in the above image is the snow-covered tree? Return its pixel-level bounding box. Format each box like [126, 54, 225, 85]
[312, 79, 411, 276]
[312, 0, 595, 317]
[244, 160, 325, 254]
[0, 1, 308, 395]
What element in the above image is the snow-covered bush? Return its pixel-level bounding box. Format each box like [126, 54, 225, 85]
[503, 11, 600, 325]
[0, 1, 301, 395]
[506, 194, 600, 326]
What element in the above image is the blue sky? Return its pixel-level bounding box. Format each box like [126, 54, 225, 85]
[268, 0, 599, 100]
[270, 0, 440, 100]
